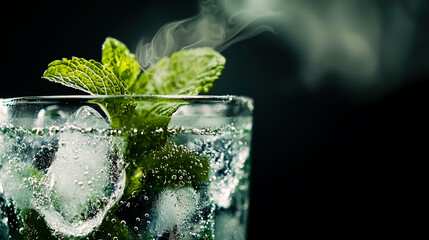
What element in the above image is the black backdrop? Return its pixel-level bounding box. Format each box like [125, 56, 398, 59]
[2, 0, 428, 238]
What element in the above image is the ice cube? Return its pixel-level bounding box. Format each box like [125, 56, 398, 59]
[67, 105, 109, 130]
[33, 105, 70, 128]
[34, 106, 125, 237]
[0, 160, 37, 210]
[206, 134, 250, 209]
[152, 187, 200, 236]
[0, 124, 42, 210]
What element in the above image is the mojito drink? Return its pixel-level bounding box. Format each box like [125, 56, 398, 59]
[0, 95, 253, 239]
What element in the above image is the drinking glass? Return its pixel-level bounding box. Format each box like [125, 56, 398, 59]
[0, 95, 253, 240]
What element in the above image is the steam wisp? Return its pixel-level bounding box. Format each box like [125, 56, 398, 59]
[137, 0, 424, 99]
[136, 0, 277, 69]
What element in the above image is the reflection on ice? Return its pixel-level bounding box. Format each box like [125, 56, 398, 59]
[34, 105, 70, 128]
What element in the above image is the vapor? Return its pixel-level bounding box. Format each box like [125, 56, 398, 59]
[137, 0, 424, 99]
[136, 0, 277, 69]
[223, 0, 422, 98]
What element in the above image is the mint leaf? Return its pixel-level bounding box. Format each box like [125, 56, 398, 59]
[129, 47, 225, 95]
[42, 57, 129, 95]
[132, 141, 209, 191]
[102, 37, 140, 86]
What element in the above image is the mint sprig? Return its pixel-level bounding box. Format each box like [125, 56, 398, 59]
[37, 37, 225, 239]
[43, 38, 225, 97]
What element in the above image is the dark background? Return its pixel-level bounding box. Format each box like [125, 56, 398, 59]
[2, 0, 428, 238]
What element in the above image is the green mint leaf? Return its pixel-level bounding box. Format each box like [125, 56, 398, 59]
[102, 37, 140, 86]
[134, 141, 209, 191]
[129, 47, 225, 95]
[42, 57, 129, 95]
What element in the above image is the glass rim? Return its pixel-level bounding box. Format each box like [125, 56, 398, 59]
[1, 94, 253, 104]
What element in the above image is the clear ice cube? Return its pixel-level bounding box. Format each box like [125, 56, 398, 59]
[207, 134, 250, 208]
[152, 187, 200, 236]
[34, 106, 125, 237]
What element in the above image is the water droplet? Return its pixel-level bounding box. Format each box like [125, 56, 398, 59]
[135, 217, 141, 222]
